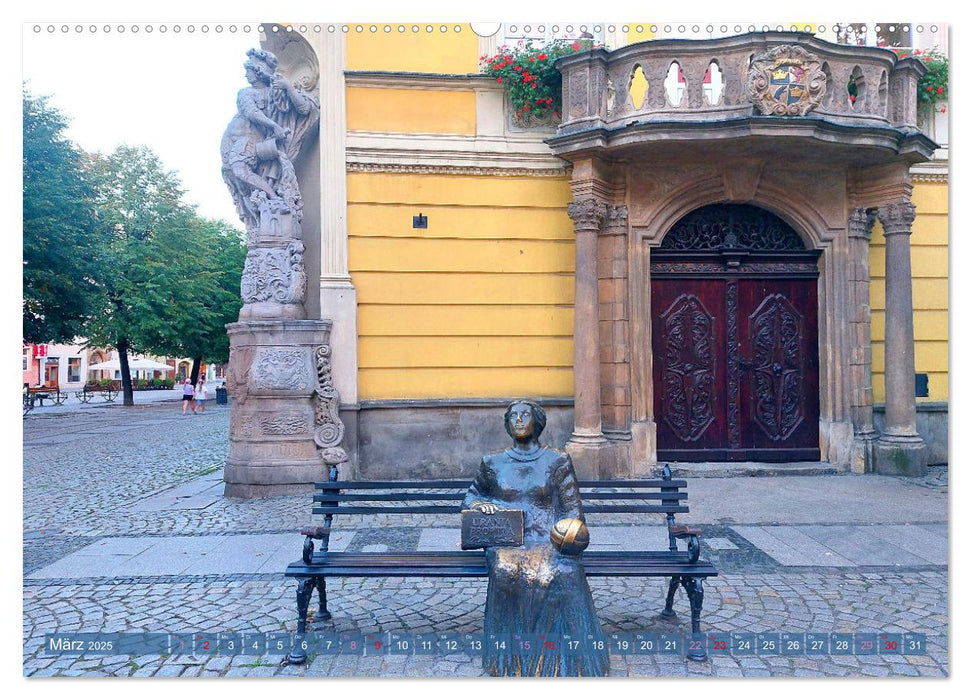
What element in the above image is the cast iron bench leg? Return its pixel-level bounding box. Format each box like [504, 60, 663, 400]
[681, 576, 707, 661]
[660, 575, 680, 618]
[314, 578, 331, 622]
[289, 576, 318, 664]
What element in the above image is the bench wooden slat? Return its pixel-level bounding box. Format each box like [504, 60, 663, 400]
[313, 505, 462, 515]
[315, 492, 466, 502]
[315, 478, 689, 490]
[579, 479, 688, 488]
[316, 480, 470, 490]
[584, 504, 689, 513]
[285, 553, 717, 578]
[308, 551, 695, 565]
[313, 491, 689, 503]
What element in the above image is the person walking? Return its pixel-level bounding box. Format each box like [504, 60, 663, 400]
[181, 378, 195, 415]
[195, 378, 208, 414]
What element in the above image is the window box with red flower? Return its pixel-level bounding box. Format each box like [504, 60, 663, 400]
[481, 39, 597, 128]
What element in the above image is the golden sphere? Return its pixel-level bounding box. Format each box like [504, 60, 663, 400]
[550, 518, 590, 555]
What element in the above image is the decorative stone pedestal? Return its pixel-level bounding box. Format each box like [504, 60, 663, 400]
[225, 320, 343, 497]
[874, 435, 927, 478]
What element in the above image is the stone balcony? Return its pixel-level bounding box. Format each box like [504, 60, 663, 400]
[549, 31, 936, 166]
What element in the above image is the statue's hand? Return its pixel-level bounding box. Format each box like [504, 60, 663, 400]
[271, 125, 288, 140]
[471, 501, 498, 515]
[271, 75, 293, 92]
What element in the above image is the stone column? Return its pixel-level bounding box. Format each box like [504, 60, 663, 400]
[312, 30, 359, 408]
[847, 208, 878, 473]
[873, 201, 927, 476]
[566, 197, 609, 478]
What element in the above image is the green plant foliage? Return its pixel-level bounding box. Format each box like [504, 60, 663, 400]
[82, 145, 245, 404]
[481, 39, 598, 123]
[23, 87, 106, 342]
[891, 48, 948, 106]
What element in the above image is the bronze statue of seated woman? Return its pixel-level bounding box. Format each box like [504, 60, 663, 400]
[463, 400, 609, 677]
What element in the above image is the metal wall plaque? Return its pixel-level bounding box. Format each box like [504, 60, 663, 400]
[460, 509, 525, 549]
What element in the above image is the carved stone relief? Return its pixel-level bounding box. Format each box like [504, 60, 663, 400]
[312, 344, 345, 450]
[240, 240, 308, 306]
[253, 348, 314, 391]
[748, 45, 826, 116]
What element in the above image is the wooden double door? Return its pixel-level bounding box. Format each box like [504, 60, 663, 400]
[651, 258, 820, 462]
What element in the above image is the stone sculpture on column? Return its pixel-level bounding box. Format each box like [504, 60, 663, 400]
[222, 48, 347, 497]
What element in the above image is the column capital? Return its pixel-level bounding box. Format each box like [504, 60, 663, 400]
[877, 201, 917, 236]
[567, 197, 609, 232]
[848, 207, 876, 240]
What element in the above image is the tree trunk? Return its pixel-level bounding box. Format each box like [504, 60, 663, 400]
[118, 337, 134, 406]
[190, 357, 203, 386]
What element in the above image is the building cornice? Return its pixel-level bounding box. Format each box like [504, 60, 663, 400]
[345, 70, 495, 91]
[346, 130, 571, 176]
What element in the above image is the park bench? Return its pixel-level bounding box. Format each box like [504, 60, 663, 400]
[25, 383, 67, 407]
[75, 384, 120, 404]
[284, 464, 717, 663]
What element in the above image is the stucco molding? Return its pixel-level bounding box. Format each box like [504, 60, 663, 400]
[345, 70, 494, 91]
[346, 162, 571, 178]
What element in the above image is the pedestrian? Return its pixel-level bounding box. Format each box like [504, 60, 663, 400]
[195, 378, 207, 414]
[181, 378, 195, 415]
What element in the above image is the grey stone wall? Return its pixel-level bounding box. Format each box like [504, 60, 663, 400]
[339, 400, 575, 480]
[873, 402, 949, 466]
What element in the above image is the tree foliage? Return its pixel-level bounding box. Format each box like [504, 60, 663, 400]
[23, 90, 246, 406]
[82, 146, 244, 404]
[23, 87, 105, 343]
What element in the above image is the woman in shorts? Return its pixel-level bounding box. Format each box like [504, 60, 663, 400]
[195, 379, 207, 413]
[181, 379, 195, 415]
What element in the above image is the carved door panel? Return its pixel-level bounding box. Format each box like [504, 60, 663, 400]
[651, 280, 728, 459]
[737, 279, 820, 460]
[652, 275, 819, 462]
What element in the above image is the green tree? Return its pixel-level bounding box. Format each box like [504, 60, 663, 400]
[151, 217, 245, 385]
[23, 87, 105, 343]
[85, 145, 245, 405]
[85, 145, 201, 405]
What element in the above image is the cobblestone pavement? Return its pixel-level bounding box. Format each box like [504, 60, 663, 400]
[22, 405, 949, 678]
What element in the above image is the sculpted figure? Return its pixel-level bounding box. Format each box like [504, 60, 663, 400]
[463, 401, 609, 676]
[221, 48, 319, 236]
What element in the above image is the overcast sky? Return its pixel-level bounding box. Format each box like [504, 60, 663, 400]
[23, 24, 260, 228]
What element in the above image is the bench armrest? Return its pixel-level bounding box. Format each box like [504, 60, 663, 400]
[667, 524, 702, 564]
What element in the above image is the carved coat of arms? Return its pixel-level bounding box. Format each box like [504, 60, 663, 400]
[748, 45, 826, 116]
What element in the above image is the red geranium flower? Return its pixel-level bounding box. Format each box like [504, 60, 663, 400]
[572, 41, 580, 50]
[938, 86, 945, 94]
[496, 77, 502, 83]
[538, 53, 547, 60]
[927, 85, 933, 92]
[515, 65, 522, 72]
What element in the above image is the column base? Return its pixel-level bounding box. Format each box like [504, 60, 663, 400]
[630, 420, 657, 475]
[850, 430, 878, 475]
[873, 434, 927, 477]
[566, 435, 632, 480]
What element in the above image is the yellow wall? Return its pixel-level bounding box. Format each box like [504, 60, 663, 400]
[347, 88, 476, 134]
[346, 25, 480, 73]
[348, 172, 575, 399]
[870, 179, 948, 402]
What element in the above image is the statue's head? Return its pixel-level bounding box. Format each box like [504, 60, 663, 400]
[503, 400, 547, 442]
[244, 48, 279, 85]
